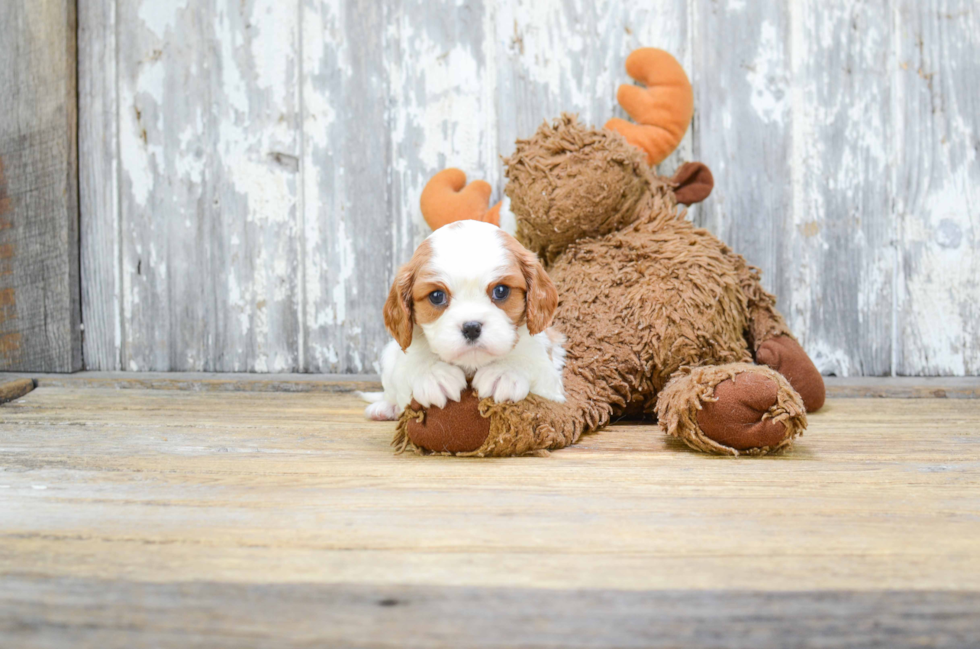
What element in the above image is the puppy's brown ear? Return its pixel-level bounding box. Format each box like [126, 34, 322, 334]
[520, 250, 559, 335]
[384, 265, 415, 351]
[384, 240, 434, 350]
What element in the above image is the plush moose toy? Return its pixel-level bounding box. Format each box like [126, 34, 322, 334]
[394, 48, 824, 457]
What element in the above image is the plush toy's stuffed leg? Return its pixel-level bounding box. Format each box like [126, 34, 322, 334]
[393, 373, 610, 457]
[656, 363, 807, 456]
[732, 256, 826, 412]
[755, 337, 825, 411]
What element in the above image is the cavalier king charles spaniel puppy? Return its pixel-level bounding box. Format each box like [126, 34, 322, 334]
[362, 220, 566, 421]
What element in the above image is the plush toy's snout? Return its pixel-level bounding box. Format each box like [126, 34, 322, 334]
[403, 389, 490, 454]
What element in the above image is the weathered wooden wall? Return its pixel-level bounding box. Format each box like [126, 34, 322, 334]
[78, 0, 979, 375]
[0, 0, 81, 372]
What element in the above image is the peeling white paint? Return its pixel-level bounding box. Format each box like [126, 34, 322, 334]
[330, 217, 354, 326]
[84, 0, 980, 376]
[747, 21, 788, 124]
[510, 0, 586, 101]
[250, 0, 295, 98]
[217, 9, 250, 115]
[901, 164, 979, 374]
[137, 0, 189, 38]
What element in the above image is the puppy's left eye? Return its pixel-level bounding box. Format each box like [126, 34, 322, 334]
[428, 290, 447, 306]
[492, 285, 511, 301]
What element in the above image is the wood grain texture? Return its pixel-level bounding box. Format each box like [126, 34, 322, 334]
[788, 1, 894, 376]
[107, 0, 303, 372]
[77, 1, 980, 375]
[0, 371, 381, 393]
[301, 0, 391, 372]
[78, 0, 121, 372]
[3, 579, 978, 649]
[2, 389, 980, 591]
[893, 0, 980, 375]
[1, 387, 979, 646]
[0, 378, 34, 404]
[2, 372, 979, 398]
[692, 0, 794, 324]
[0, 0, 81, 372]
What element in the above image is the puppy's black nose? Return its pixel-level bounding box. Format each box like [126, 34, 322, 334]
[461, 321, 482, 342]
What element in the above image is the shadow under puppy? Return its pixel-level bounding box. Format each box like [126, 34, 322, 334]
[362, 220, 566, 421]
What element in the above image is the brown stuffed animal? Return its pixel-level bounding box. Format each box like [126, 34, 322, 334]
[394, 48, 824, 457]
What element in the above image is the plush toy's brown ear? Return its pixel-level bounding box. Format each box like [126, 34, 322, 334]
[383, 268, 414, 351]
[671, 162, 714, 205]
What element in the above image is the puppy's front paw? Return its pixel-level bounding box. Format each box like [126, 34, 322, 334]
[473, 366, 530, 403]
[365, 400, 401, 421]
[412, 363, 468, 408]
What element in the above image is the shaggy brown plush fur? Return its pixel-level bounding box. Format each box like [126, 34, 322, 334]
[396, 114, 822, 457]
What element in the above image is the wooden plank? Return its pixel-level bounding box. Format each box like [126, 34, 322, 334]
[0, 0, 81, 372]
[0, 373, 978, 397]
[823, 376, 980, 398]
[0, 371, 380, 393]
[207, 0, 302, 373]
[0, 378, 34, 404]
[1, 578, 977, 649]
[2, 388, 979, 643]
[301, 0, 391, 372]
[1, 389, 979, 592]
[894, 1, 980, 375]
[691, 1, 793, 322]
[78, 0, 121, 371]
[787, 2, 894, 376]
[108, 0, 302, 372]
[114, 1, 210, 371]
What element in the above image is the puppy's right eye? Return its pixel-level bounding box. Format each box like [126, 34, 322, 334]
[428, 290, 447, 306]
[492, 284, 511, 301]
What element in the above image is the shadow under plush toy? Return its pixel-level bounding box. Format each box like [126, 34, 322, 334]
[394, 48, 825, 457]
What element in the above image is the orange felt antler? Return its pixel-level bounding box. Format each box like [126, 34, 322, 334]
[604, 48, 694, 166]
[420, 169, 501, 231]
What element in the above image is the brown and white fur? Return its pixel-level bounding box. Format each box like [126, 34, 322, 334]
[362, 220, 566, 421]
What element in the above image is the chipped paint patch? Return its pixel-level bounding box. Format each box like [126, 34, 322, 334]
[900, 166, 979, 375]
[137, 0, 189, 38]
[799, 221, 820, 238]
[747, 21, 788, 124]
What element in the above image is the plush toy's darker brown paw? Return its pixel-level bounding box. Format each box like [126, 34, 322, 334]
[696, 373, 787, 451]
[405, 389, 489, 453]
[755, 336, 826, 412]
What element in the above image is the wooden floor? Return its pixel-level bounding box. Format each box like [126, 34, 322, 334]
[1, 382, 979, 647]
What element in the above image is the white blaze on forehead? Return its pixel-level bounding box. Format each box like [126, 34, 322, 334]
[425, 221, 510, 289]
[418, 221, 522, 371]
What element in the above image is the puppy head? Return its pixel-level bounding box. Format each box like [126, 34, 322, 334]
[383, 220, 558, 369]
